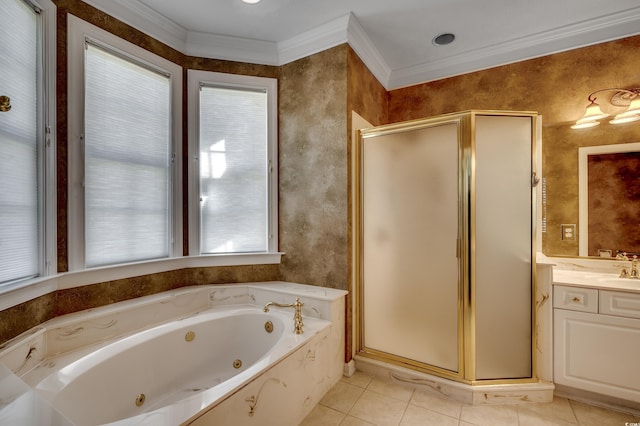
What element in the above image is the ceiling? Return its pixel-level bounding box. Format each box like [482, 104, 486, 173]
[83, 0, 640, 89]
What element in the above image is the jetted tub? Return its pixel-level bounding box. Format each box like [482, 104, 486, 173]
[0, 283, 347, 425]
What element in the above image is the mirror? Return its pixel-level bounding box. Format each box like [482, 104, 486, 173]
[578, 142, 640, 257]
[542, 120, 640, 258]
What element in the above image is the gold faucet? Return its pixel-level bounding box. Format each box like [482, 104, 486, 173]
[631, 255, 639, 279]
[617, 252, 630, 278]
[616, 253, 640, 279]
[263, 298, 304, 334]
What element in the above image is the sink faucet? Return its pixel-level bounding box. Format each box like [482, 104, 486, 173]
[263, 298, 304, 334]
[617, 252, 630, 278]
[616, 253, 640, 279]
[631, 255, 639, 279]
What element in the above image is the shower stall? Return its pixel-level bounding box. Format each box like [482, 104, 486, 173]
[355, 110, 539, 384]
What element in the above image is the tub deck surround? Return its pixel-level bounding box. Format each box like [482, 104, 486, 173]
[0, 363, 74, 425]
[0, 282, 348, 426]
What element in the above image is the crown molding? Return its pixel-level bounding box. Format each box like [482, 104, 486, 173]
[388, 6, 640, 89]
[81, 0, 188, 53]
[186, 32, 279, 66]
[346, 13, 392, 89]
[277, 13, 350, 65]
[79, 1, 640, 90]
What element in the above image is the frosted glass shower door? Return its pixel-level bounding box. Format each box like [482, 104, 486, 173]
[473, 115, 533, 379]
[360, 121, 461, 373]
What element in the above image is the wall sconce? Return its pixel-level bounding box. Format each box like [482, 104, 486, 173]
[571, 88, 640, 129]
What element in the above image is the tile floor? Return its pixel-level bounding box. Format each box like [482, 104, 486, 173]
[300, 371, 640, 426]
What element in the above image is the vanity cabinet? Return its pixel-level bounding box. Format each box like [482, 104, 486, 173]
[553, 285, 640, 402]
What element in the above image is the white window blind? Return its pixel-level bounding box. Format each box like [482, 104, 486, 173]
[0, 0, 40, 284]
[84, 42, 172, 267]
[199, 85, 268, 253]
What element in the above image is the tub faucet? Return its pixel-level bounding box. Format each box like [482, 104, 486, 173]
[263, 298, 304, 334]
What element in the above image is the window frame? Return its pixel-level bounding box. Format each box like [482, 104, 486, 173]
[0, 0, 56, 291]
[67, 15, 183, 271]
[187, 70, 279, 256]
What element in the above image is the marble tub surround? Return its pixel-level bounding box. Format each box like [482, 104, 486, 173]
[0, 363, 73, 425]
[0, 263, 281, 346]
[0, 282, 348, 426]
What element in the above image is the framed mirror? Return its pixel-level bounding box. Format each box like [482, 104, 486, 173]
[578, 142, 640, 257]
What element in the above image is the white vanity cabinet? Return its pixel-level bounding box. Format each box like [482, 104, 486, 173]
[553, 285, 640, 402]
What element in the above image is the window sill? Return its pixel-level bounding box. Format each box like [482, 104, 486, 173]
[0, 252, 284, 311]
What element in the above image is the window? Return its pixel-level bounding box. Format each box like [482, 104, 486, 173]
[0, 0, 55, 287]
[68, 16, 182, 270]
[188, 71, 278, 255]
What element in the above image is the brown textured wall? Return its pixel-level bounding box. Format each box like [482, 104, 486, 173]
[389, 35, 640, 256]
[55, 265, 280, 316]
[0, 294, 57, 350]
[0, 264, 279, 343]
[278, 45, 349, 290]
[347, 47, 388, 128]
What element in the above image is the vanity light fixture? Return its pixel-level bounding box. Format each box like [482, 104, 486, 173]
[241, 0, 261, 3]
[571, 88, 640, 129]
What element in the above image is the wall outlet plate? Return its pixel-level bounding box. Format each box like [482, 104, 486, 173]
[561, 224, 576, 241]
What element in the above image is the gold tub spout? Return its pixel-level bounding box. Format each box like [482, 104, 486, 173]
[263, 298, 304, 334]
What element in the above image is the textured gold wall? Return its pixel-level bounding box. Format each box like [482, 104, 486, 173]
[278, 46, 349, 290]
[388, 36, 640, 256]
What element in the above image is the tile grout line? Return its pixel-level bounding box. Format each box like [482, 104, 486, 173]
[567, 399, 581, 426]
[396, 388, 416, 426]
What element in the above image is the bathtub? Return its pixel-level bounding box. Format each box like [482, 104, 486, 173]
[0, 282, 347, 425]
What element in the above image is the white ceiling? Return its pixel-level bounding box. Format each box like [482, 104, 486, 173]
[83, 0, 640, 89]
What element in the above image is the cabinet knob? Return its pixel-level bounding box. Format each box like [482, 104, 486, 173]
[572, 297, 581, 303]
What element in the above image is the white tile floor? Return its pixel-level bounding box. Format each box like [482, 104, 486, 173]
[300, 371, 640, 426]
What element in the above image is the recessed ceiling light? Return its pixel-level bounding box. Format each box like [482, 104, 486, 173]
[433, 33, 455, 46]
[242, 0, 261, 3]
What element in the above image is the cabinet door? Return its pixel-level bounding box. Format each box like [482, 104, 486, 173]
[554, 308, 640, 402]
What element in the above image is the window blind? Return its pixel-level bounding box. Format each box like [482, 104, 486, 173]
[0, 0, 40, 284]
[199, 85, 268, 253]
[84, 42, 171, 267]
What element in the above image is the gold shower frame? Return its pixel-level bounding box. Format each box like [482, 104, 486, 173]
[354, 110, 539, 385]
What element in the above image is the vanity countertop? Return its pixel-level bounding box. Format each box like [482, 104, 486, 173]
[553, 269, 640, 293]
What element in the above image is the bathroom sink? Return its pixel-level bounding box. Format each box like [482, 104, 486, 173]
[553, 270, 640, 291]
[595, 275, 640, 289]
